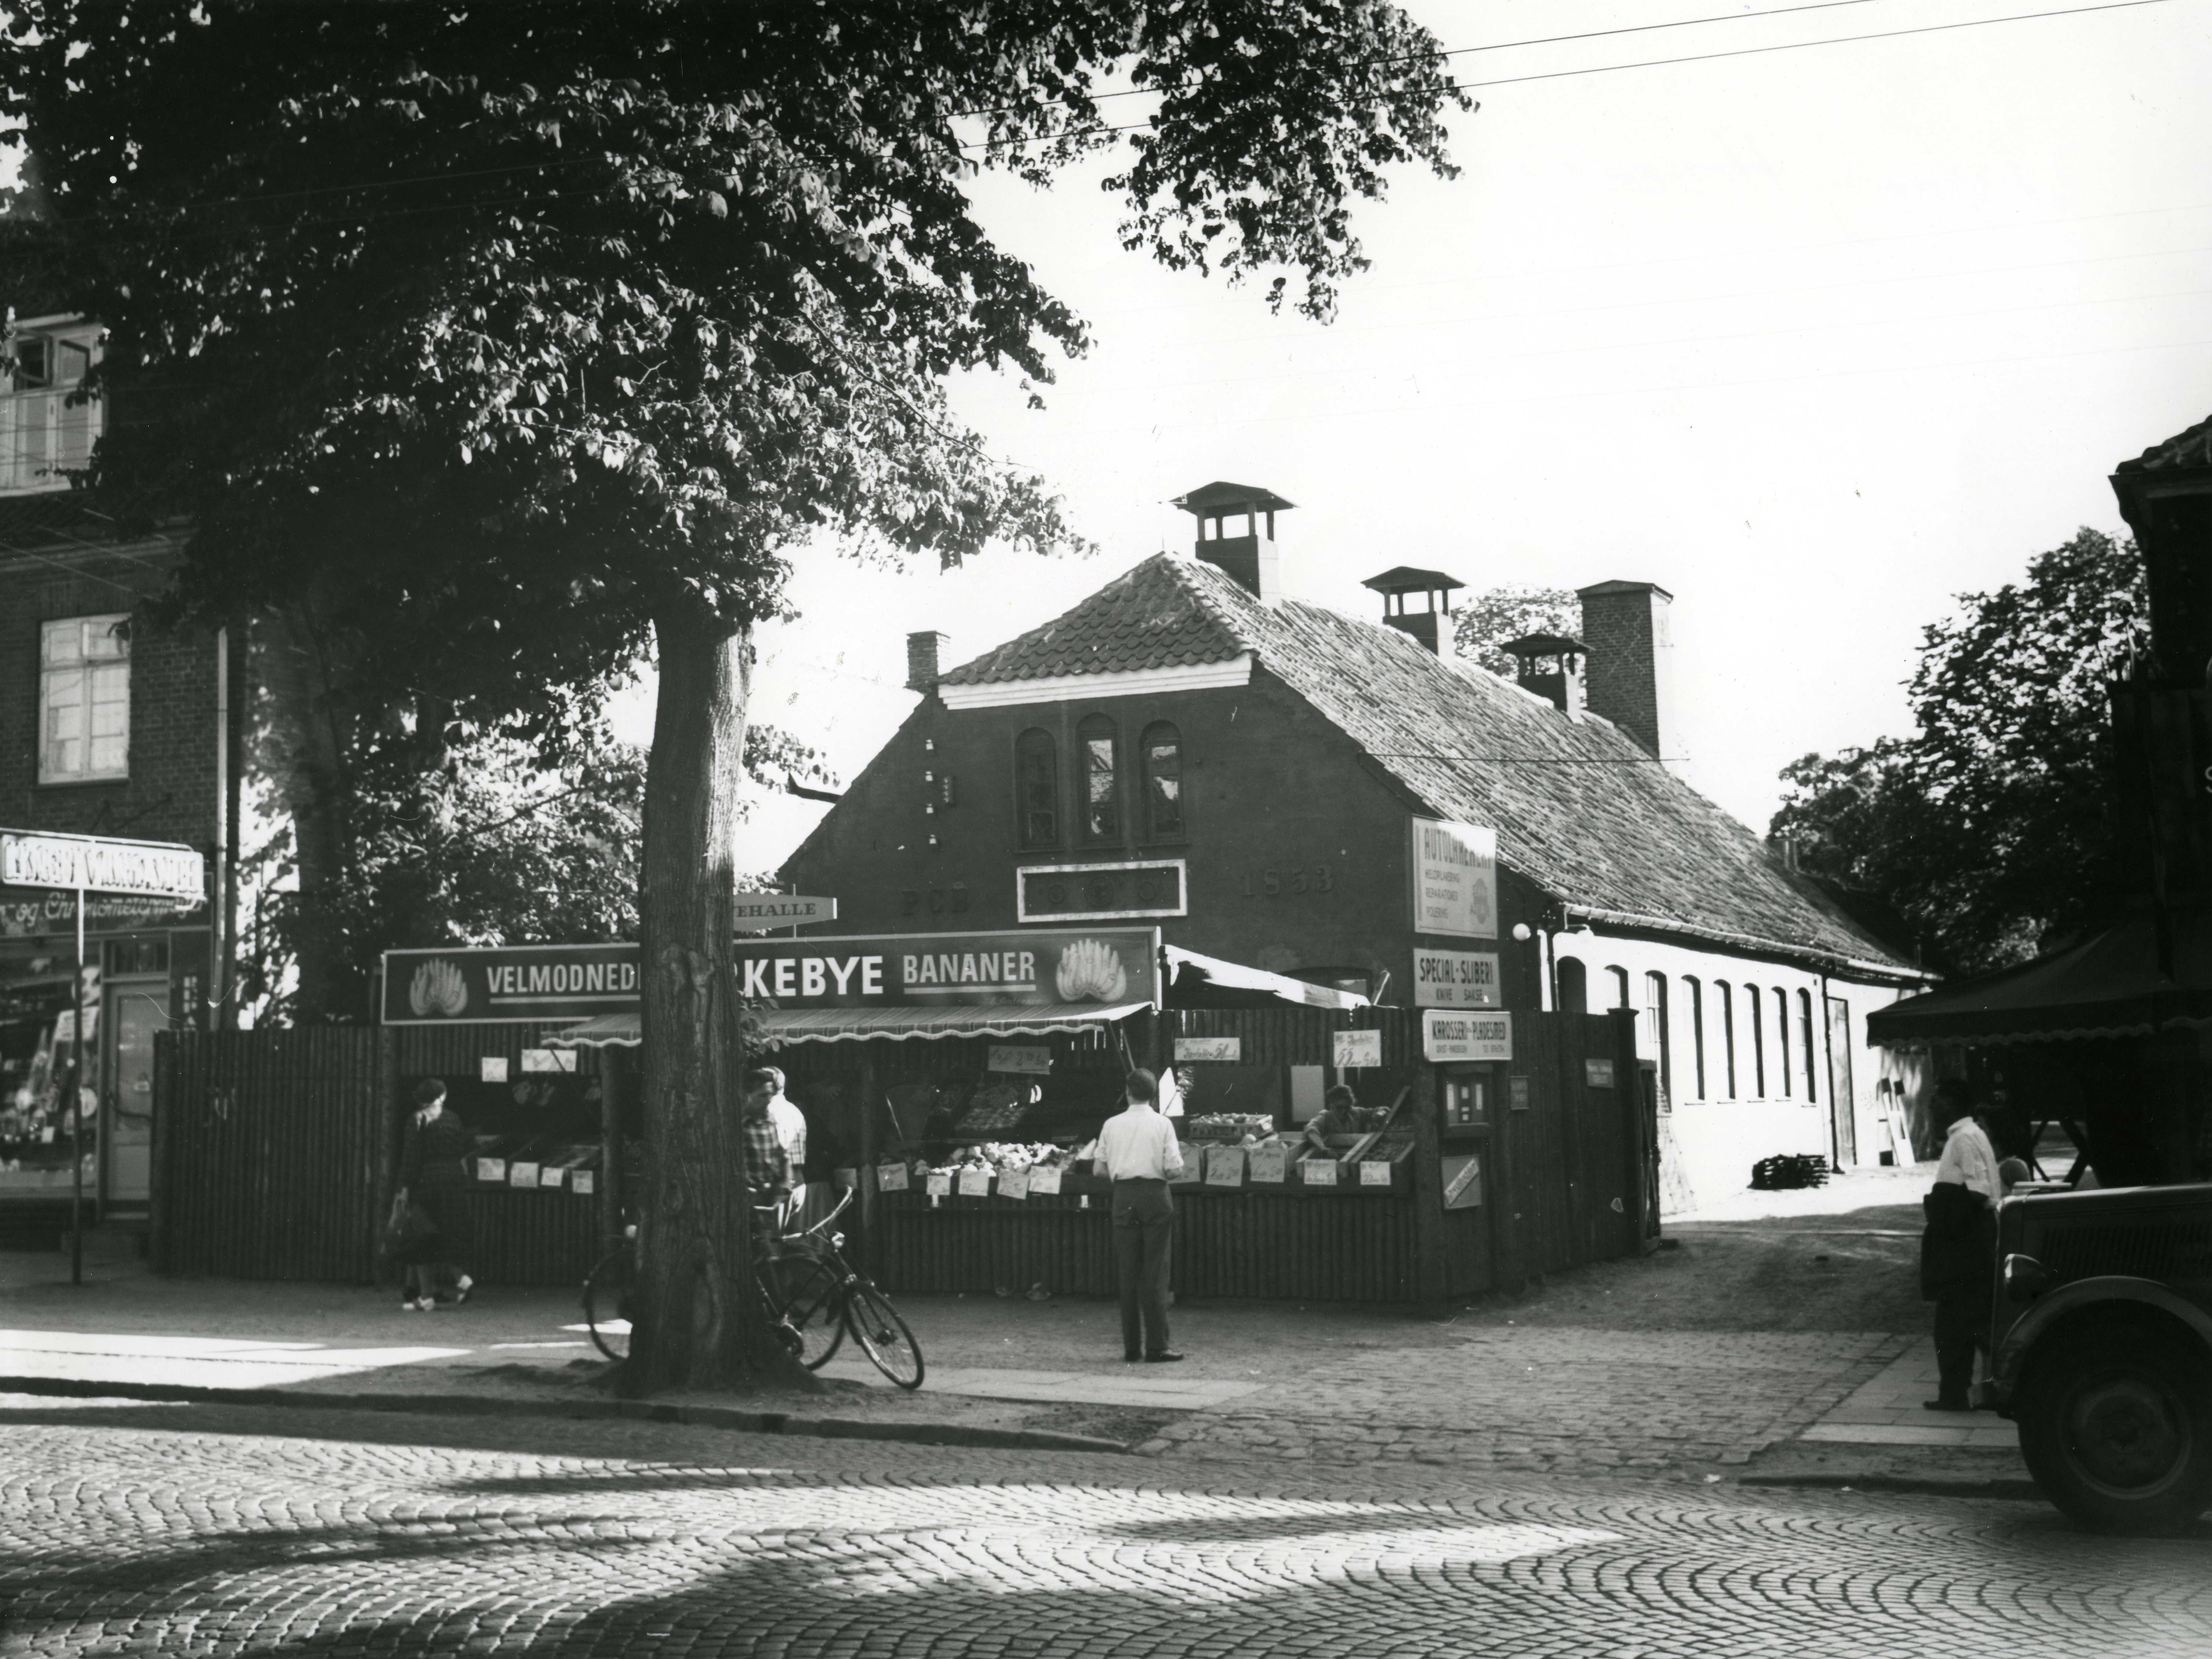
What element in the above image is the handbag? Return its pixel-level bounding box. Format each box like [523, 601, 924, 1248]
[381, 1192, 440, 1257]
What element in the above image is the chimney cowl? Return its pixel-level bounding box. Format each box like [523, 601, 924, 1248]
[1173, 480, 1294, 604]
[1500, 632, 1588, 720]
[1362, 565, 1467, 659]
[906, 630, 950, 693]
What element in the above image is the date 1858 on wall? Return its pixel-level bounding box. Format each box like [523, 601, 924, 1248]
[1242, 865, 1334, 898]
[1016, 859, 1188, 923]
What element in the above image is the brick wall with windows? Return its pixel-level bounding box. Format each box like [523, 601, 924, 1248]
[0, 539, 221, 852]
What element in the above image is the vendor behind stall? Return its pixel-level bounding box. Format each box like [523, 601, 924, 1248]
[1301, 1084, 1361, 1157]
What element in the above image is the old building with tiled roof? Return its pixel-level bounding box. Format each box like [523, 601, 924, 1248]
[786, 485, 1933, 1208]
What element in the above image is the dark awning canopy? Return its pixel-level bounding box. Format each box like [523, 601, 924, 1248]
[1866, 908, 2212, 1047]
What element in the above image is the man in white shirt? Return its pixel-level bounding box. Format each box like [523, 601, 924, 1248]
[1933, 1085, 2001, 1203]
[1096, 1069, 1186, 1363]
[761, 1066, 808, 1225]
[1923, 1079, 1999, 1410]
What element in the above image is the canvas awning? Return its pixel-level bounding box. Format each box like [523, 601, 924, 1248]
[547, 1001, 1152, 1049]
[1866, 908, 2212, 1047]
[1162, 944, 1372, 1011]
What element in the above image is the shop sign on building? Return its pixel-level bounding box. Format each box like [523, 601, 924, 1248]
[732, 893, 836, 932]
[381, 943, 642, 1025]
[1, 831, 206, 902]
[733, 927, 1160, 1008]
[1409, 819, 1497, 940]
[1016, 859, 1187, 923]
[1422, 1008, 1513, 1062]
[1412, 947, 1500, 1008]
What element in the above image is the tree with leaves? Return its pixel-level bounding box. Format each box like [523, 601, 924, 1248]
[1453, 583, 1577, 680]
[1771, 528, 2147, 975]
[2, 3, 1468, 1391]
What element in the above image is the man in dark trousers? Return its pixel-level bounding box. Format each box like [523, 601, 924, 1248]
[1921, 1079, 2000, 1410]
[1096, 1068, 1186, 1363]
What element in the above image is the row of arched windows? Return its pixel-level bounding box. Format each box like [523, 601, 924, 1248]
[1555, 957, 1819, 1104]
[1015, 717, 1184, 849]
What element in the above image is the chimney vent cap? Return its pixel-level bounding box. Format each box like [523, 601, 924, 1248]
[1500, 631, 1588, 658]
[1362, 565, 1466, 596]
[1172, 480, 1297, 517]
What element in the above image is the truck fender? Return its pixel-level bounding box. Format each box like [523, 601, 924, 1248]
[1993, 1276, 2212, 1391]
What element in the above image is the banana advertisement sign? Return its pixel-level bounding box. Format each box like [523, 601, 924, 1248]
[382, 928, 1160, 1024]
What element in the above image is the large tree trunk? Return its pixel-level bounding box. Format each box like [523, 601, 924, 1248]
[255, 607, 354, 1022]
[623, 601, 811, 1393]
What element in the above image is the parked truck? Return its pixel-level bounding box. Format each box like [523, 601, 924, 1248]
[1987, 1182, 2212, 1532]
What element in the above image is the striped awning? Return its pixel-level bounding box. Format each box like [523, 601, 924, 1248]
[547, 1001, 1150, 1049]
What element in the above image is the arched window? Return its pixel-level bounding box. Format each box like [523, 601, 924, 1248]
[1015, 728, 1058, 848]
[1715, 980, 1736, 1098]
[1799, 989, 1818, 1101]
[1685, 977, 1706, 1100]
[1555, 957, 1587, 1015]
[1077, 713, 1120, 842]
[1643, 972, 1671, 1104]
[1746, 984, 1766, 1097]
[1773, 987, 1792, 1097]
[1607, 966, 1631, 1011]
[1140, 721, 1184, 840]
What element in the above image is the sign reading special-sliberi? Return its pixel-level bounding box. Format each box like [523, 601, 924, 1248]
[381, 927, 1161, 1024]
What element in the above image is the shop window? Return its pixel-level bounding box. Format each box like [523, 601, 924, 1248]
[1773, 987, 1792, 1097]
[1015, 727, 1059, 848]
[1077, 713, 1120, 843]
[1555, 956, 1587, 1014]
[1746, 984, 1766, 1097]
[1799, 989, 1818, 1101]
[1685, 977, 1706, 1099]
[1441, 1073, 1487, 1129]
[1715, 979, 1736, 1097]
[40, 615, 130, 783]
[1140, 720, 1184, 840]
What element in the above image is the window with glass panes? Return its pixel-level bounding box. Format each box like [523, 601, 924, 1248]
[40, 615, 129, 782]
[1077, 714, 1120, 842]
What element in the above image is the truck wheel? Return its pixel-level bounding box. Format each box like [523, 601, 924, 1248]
[2017, 1328, 2212, 1535]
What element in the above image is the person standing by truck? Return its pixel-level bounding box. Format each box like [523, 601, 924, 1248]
[1921, 1079, 1999, 1410]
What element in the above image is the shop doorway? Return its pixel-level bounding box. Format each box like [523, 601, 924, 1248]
[101, 976, 167, 1211]
[1824, 997, 1856, 1168]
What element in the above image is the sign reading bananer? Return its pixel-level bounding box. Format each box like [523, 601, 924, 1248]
[382, 928, 1161, 1024]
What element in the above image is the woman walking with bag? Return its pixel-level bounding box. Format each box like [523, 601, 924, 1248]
[396, 1078, 476, 1311]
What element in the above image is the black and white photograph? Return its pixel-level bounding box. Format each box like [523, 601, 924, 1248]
[2, 2, 2210, 1654]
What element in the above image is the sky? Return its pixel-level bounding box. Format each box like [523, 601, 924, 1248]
[625, 0, 2210, 869]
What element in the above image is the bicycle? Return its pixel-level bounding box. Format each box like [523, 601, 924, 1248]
[582, 1186, 924, 1390]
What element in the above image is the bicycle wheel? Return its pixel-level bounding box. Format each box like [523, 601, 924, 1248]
[843, 1278, 924, 1390]
[760, 1254, 847, 1369]
[582, 1248, 632, 1362]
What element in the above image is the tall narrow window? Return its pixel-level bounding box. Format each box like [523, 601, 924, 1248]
[1747, 984, 1766, 1097]
[1607, 966, 1631, 1011]
[1685, 977, 1706, 1099]
[1773, 988, 1793, 1097]
[1140, 721, 1184, 839]
[1555, 957, 1587, 1015]
[1799, 989, 1818, 1101]
[1715, 980, 1736, 1098]
[1644, 972, 1671, 1105]
[40, 615, 130, 783]
[1015, 728, 1058, 848]
[1077, 713, 1120, 842]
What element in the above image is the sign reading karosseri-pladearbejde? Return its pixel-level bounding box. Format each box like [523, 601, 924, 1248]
[1422, 1008, 1513, 1063]
[732, 927, 1160, 1008]
[381, 927, 1161, 1024]
[1410, 818, 1497, 941]
[1, 830, 206, 902]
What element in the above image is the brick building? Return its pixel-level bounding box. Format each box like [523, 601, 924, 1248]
[0, 313, 240, 1221]
[785, 483, 1933, 1211]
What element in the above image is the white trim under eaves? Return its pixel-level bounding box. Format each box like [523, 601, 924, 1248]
[938, 654, 1253, 710]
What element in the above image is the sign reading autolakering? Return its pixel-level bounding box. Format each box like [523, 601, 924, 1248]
[1409, 818, 1497, 941]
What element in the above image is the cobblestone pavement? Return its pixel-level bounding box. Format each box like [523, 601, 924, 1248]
[1150, 1328, 1913, 1472]
[3, 1399, 2206, 1658]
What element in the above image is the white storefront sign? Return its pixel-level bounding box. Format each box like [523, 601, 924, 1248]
[1422, 1008, 1513, 1063]
[1412, 947, 1501, 1008]
[1, 831, 206, 902]
[1409, 819, 1497, 940]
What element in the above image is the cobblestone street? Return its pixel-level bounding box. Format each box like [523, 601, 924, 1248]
[3, 1398, 2206, 1659]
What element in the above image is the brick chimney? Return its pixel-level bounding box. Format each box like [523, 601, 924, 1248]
[1362, 566, 1467, 659]
[1576, 580, 1674, 761]
[1172, 481, 1294, 604]
[906, 630, 949, 692]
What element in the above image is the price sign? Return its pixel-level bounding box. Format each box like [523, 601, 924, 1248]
[877, 1161, 911, 1193]
[1359, 1159, 1394, 1186]
[1205, 1145, 1246, 1187]
[1175, 1036, 1241, 1062]
[476, 1157, 506, 1183]
[508, 1161, 540, 1189]
[997, 1167, 1031, 1201]
[1333, 1029, 1383, 1069]
[1030, 1165, 1063, 1195]
[957, 1167, 992, 1197]
[1247, 1145, 1289, 1184]
[1299, 1157, 1339, 1187]
[538, 1166, 566, 1189]
[571, 1169, 596, 1196]
[925, 1172, 953, 1198]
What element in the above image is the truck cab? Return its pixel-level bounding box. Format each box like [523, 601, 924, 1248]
[1988, 1181, 2212, 1532]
